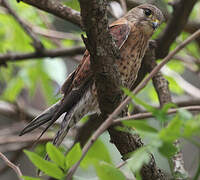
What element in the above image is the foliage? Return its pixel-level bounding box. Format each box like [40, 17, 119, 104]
[23, 140, 115, 180]
[122, 88, 200, 178]
[22, 88, 200, 179]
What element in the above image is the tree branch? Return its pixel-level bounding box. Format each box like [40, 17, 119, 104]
[0, 150, 22, 174]
[0, 133, 53, 145]
[31, 26, 81, 41]
[18, 0, 82, 28]
[113, 105, 200, 124]
[0, 46, 85, 65]
[0, 152, 23, 180]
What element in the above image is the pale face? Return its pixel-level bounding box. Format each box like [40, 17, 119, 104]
[125, 4, 164, 37]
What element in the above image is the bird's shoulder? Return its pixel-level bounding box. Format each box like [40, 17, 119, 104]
[109, 18, 131, 48]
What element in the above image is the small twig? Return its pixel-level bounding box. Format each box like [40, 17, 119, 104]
[176, 99, 200, 107]
[0, 133, 53, 145]
[116, 160, 127, 169]
[0, 152, 23, 180]
[66, 29, 200, 179]
[162, 66, 200, 98]
[0, 46, 85, 65]
[1, 0, 44, 52]
[113, 105, 200, 124]
[35, 9, 62, 47]
[31, 26, 81, 41]
[0, 150, 22, 174]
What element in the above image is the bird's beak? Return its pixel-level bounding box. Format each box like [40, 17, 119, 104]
[152, 19, 160, 30]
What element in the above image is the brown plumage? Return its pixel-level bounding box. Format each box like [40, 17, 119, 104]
[20, 4, 163, 146]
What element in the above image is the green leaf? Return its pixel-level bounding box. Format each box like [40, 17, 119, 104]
[34, 144, 46, 158]
[165, 76, 183, 95]
[122, 120, 158, 133]
[79, 115, 89, 124]
[24, 150, 64, 179]
[122, 88, 172, 124]
[46, 143, 65, 169]
[21, 176, 41, 180]
[159, 114, 182, 143]
[167, 60, 184, 74]
[96, 161, 126, 180]
[127, 147, 150, 173]
[161, 103, 177, 114]
[183, 115, 200, 138]
[2, 77, 24, 101]
[159, 142, 177, 158]
[65, 143, 82, 169]
[155, 103, 177, 124]
[128, 102, 134, 115]
[122, 88, 155, 112]
[82, 139, 111, 169]
[135, 171, 142, 180]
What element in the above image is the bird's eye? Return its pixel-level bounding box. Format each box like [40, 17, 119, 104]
[144, 9, 152, 16]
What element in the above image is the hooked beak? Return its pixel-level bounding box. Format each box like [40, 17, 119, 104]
[152, 19, 160, 30]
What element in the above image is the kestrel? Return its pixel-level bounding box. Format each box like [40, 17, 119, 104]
[20, 4, 163, 146]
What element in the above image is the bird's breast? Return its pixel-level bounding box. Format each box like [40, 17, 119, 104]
[117, 29, 148, 88]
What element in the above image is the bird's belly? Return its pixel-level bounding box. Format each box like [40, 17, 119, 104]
[117, 54, 143, 89]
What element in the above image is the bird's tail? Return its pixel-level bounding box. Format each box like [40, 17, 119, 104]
[20, 80, 91, 140]
[19, 101, 62, 136]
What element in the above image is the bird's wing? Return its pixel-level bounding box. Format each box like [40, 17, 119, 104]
[61, 50, 91, 95]
[109, 18, 131, 49]
[19, 20, 131, 137]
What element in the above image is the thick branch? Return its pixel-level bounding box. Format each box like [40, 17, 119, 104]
[19, 0, 82, 28]
[79, 0, 121, 115]
[156, 0, 198, 58]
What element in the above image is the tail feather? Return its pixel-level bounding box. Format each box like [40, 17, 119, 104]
[52, 112, 73, 146]
[19, 101, 62, 136]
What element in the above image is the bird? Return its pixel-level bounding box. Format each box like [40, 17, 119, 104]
[20, 3, 164, 147]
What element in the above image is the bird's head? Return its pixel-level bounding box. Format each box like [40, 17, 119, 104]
[125, 4, 164, 36]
